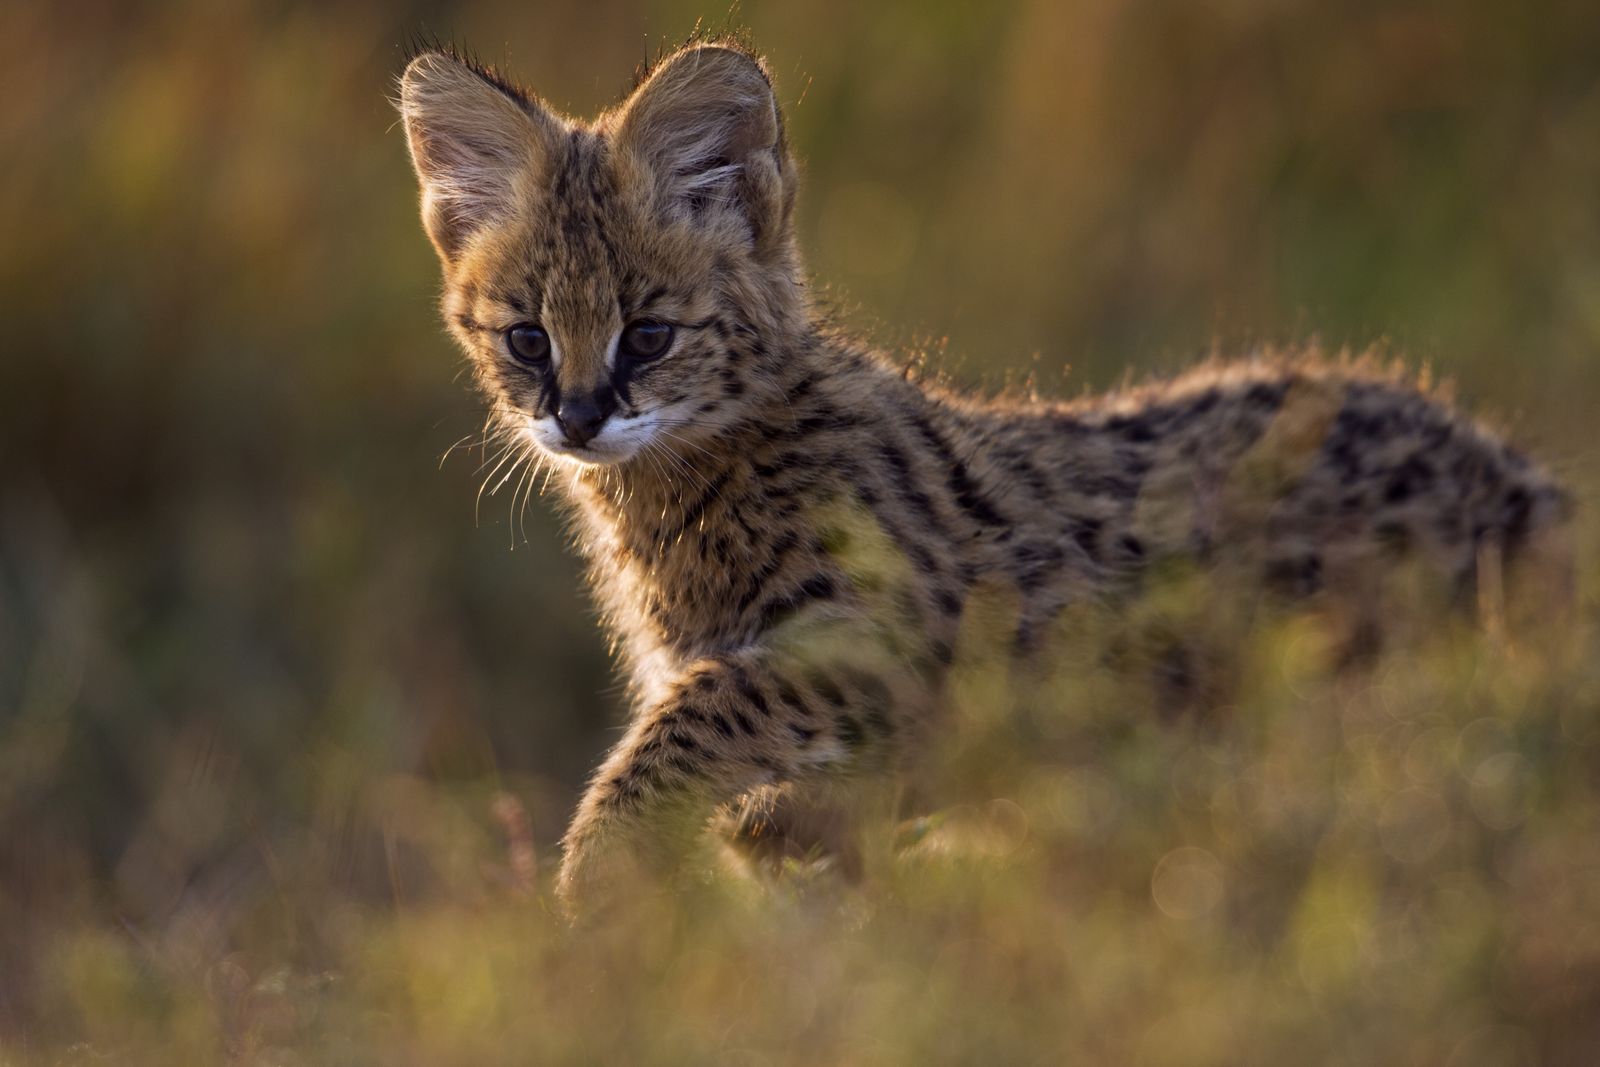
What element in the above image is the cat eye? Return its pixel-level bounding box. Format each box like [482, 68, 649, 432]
[619, 320, 674, 361]
[505, 324, 552, 367]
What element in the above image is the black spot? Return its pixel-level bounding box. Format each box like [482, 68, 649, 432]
[1502, 487, 1533, 537]
[1117, 450, 1154, 478]
[1336, 407, 1385, 441]
[665, 730, 700, 753]
[608, 772, 642, 803]
[1119, 534, 1146, 560]
[1245, 381, 1287, 409]
[1383, 456, 1434, 504]
[1113, 415, 1158, 443]
[840, 666, 891, 709]
[733, 668, 771, 717]
[898, 487, 942, 530]
[878, 442, 914, 479]
[775, 679, 805, 713]
[908, 413, 1007, 527]
[1326, 439, 1362, 483]
[790, 401, 857, 436]
[755, 573, 838, 632]
[1004, 450, 1054, 498]
[732, 530, 802, 615]
[836, 715, 865, 749]
[903, 537, 941, 575]
[1069, 517, 1103, 559]
[1013, 540, 1065, 591]
[797, 573, 836, 602]
[809, 671, 847, 707]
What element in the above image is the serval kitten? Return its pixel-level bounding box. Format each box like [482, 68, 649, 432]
[398, 40, 1571, 910]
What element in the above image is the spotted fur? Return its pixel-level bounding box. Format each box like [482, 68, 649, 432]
[398, 40, 1572, 910]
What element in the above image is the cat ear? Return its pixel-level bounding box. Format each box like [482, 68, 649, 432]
[615, 44, 794, 248]
[398, 51, 562, 263]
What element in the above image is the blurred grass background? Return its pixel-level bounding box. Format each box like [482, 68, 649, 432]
[3, 0, 1600, 1063]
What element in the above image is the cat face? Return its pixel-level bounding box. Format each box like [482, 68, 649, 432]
[400, 43, 801, 467]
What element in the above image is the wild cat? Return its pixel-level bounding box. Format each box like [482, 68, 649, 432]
[397, 39, 1570, 909]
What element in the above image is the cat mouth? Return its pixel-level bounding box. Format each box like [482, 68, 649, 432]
[539, 434, 643, 467]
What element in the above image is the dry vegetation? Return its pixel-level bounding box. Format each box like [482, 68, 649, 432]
[16, 604, 1600, 1065]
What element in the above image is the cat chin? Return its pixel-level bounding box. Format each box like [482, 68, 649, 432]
[537, 438, 644, 467]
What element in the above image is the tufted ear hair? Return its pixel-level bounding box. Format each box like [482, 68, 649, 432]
[615, 44, 795, 251]
[398, 50, 563, 263]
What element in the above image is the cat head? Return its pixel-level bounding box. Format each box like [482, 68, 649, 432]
[399, 41, 803, 466]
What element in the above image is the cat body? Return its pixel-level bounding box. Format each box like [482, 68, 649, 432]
[398, 40, 1569, 908]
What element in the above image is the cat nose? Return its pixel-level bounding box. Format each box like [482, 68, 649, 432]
[556, 389, 616, 447]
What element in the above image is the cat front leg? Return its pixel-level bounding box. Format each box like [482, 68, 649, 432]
[555, 648, 905, 913]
